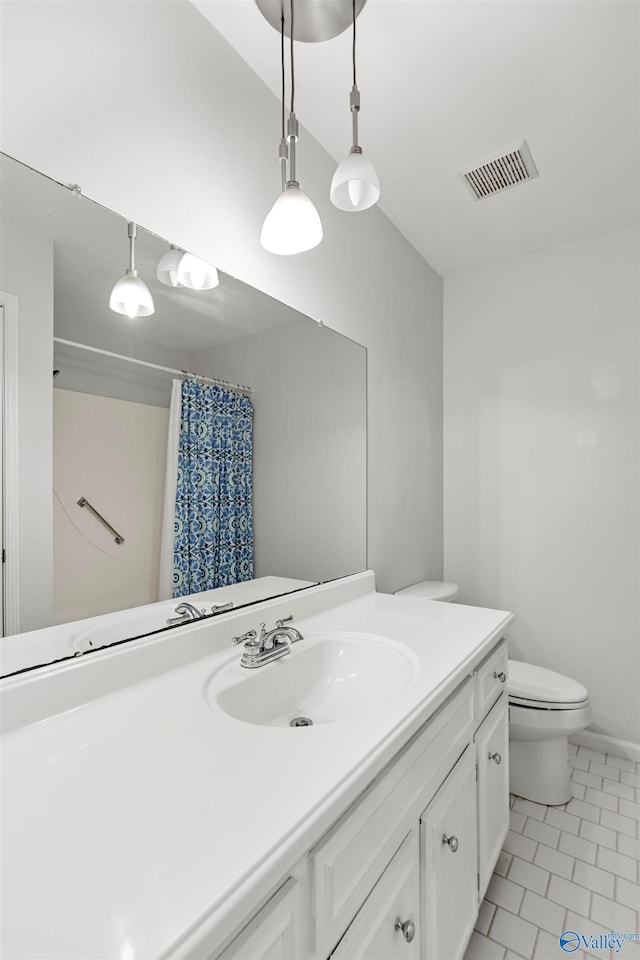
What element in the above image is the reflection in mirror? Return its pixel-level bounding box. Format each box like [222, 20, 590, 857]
[0, 153, 367, 663]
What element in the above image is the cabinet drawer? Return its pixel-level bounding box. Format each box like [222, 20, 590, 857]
[310, 680, 473, 958]
[331, 829, 420, 960]
[474, 640, 508, 720]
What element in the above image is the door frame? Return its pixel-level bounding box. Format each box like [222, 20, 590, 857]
[1, 291, 21, 637]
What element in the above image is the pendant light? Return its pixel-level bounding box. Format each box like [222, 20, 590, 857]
[156, 245, 184, 287]
[260, 2, 323, 255]
[157, 246, 219, 290]
[330, 0, 380, 212]
[109, 222, 155, 318]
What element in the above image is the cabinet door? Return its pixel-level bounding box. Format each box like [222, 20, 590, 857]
[217, 878, 302, 960]
[476, 693, 510, 899]
[331, 830, 420, 960]
[420, 747, 477, 960]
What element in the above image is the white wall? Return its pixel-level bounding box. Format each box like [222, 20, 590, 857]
[444, 225, 639, 744]
[0, 0, 444, 594]
[53, 390, 169, 623]
[0, 217, 54, 632]
[197, 321, 367, 583]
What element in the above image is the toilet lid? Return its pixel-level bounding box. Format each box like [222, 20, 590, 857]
[394, 580, 459, 601]
[508, 659, 588, 705]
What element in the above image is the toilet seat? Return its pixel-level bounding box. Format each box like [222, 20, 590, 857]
[509, 694, 590, 711]
[508, 659, 588, 710]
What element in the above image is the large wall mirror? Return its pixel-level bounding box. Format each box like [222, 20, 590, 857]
[0, 152, 367, 667]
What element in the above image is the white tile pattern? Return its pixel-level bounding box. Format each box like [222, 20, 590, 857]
[464, 748, 640, 960]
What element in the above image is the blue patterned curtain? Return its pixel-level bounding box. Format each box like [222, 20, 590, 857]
[173, 379, 254, 596]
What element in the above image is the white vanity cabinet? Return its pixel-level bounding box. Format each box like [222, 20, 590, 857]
[213, 640, 510, 960]
[1, 572, 515, 960]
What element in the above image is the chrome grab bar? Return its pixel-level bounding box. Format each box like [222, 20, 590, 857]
[77, 497, 125, 545]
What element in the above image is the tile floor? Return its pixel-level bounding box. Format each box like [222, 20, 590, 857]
[464, 744, 640, 960]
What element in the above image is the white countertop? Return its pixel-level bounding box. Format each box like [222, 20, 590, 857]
[0, 572, 512, 960]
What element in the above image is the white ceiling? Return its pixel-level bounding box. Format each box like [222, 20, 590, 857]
[195, 0, 640, 276]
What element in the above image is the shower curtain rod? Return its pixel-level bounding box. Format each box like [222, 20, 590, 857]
[53, 337, 253, 396]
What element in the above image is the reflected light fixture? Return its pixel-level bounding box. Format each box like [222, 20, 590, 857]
[109, 222, 155, 318]
[157, 245, 219, 290]
[260, 2, 323, 255]
[330, 0, 380, 212]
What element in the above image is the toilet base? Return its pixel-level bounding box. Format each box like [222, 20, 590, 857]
[509, 736, 572, 806]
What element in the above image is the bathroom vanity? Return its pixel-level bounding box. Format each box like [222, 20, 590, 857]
[0, 572, 512, 960]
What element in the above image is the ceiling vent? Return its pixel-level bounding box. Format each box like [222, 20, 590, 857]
[459, 140, 538, 200]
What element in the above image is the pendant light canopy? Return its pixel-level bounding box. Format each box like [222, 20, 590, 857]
[157, 246, 219, 290]
[330, 0, 379, 212]
[260, 2, 323, 255]
[109, 222, 154, 318]
[255, 0, 367, 42]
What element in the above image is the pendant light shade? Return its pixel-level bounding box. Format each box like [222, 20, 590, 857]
[109, 223, 154, 318]
[156, 245, 184, 287]
[176, 253, 219, 290]
[157, 246, 219, 290]
[109, 273, 155, 319]
[261, 183, 323, 255]
[330, 149, 380, 211]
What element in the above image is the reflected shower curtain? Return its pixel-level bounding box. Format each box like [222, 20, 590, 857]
[166, 378, 254, 598]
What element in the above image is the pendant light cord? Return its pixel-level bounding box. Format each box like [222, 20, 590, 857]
[280, 13, 285, 139]
[352, 0, 357, 86]
[290, 0, 295, 114]
[350, 0, 360, 149]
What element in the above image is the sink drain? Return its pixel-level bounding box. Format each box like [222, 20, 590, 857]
[290, 716, 313, 727]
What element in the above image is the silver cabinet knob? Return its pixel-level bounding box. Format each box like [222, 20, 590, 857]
[493, 670, 506, 682]
[488, 751, 502, 764]
[394, 917, 415, 943]
[442, 833, 459, 852]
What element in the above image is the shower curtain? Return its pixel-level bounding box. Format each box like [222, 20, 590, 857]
[158, 377, 254, 599]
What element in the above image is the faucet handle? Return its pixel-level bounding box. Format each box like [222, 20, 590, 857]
[276, 615, 293, 628]
[211, 602, 234, 615]
[232, 629, 257, 646]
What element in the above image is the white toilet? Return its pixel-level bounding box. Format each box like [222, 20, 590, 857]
[508, 660, 591, 806]
[394, 581, 592, 806]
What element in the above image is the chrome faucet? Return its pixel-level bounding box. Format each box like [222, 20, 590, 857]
[166, 600, 234, 626]
[166, 601, 206, 626]
[232, 615, 304, 669]
[260, 615, 304, 648]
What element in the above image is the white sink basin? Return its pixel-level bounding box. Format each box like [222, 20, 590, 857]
[207, 632, 419, 727]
